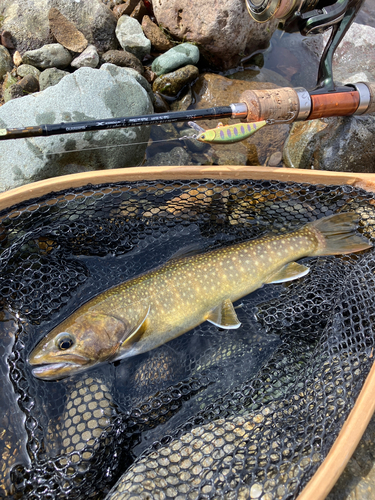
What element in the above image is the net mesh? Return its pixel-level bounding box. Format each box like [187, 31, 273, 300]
[1, 178, 375, 500]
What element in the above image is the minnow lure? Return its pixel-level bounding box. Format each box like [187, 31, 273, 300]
[188, 120, 267, 144]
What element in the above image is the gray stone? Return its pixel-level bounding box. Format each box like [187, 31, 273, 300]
[151, 43, 200, 76]
[100, 63, 155, 106]
[146, 146, 191, 166]
[0, 66, 153, 191]
[0, 0, 117, 55]
[283, 115, 375, 173]
[71, 45, 99, 69]
[22, 44, 72, 70]
[115, 15, 151, 60]
[3, 85, 25, 103]
[39, 68, 69, 91]
[17, 64, 41, 79]
[0, 46, 12, 80]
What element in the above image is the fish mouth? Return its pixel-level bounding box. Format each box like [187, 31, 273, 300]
[31, 361, 88, 381]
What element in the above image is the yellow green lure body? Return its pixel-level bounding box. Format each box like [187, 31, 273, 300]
[188, 120, 267, 144]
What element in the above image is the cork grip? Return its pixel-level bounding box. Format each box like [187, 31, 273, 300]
[239, 87, 299, 123]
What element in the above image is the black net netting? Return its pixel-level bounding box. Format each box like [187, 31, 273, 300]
[1, 178, 375, 500]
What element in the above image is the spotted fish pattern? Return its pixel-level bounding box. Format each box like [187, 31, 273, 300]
[196, 120, 267, 144]
[29, 213, 371, 381]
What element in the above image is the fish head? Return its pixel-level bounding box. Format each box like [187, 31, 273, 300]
[196, 129, 215, 143]
[29, 312, 126, 380]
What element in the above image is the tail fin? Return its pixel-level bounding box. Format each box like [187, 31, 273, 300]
[309, 212, 372, 256]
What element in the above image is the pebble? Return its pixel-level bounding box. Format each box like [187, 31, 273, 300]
[13, 51, 23, 67]
[16, 64, 41, 79]
[3, 74, 39, 102]
[113, 0, 139, 18]
[71, 45, 99, 69]
[152, 64, 199, 97]
[151, 43, 199, 76]
[0, 46, 12, 80]
[48, 8, 88, 53]
[22, 43, 73, 69]
[39, 68, 69, 91]
[130, 0, 148, 22]
[142, 15, 174, 52]
[102, 49, 144, 74]
[115, 15, 151, 61]
[0, 31, 14, 49]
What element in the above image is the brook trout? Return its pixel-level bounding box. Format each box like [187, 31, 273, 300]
[29, 213, 371, 380]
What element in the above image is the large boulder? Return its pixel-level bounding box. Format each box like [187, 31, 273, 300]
[0, 0, 117, 54]
[0, 65, 153, 192]
[152, 0, 278, 70]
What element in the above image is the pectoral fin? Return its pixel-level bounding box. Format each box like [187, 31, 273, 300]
[121, 305, 150, 348]
[206, 299, 241, 329]
[266, 262, 309, 284]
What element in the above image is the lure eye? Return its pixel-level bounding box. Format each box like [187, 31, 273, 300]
[56, 333, 75, 350]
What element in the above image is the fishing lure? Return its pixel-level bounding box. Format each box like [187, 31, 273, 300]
[188, 120, 267, 144]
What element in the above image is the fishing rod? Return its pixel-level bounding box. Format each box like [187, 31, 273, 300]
[0, 83, 374, 143]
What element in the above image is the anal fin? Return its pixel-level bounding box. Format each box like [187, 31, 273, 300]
[266, 262, 309, 284]
[206, 298, 241, 329]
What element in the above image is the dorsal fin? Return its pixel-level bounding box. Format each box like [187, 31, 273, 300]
[167, 244, 204, 262]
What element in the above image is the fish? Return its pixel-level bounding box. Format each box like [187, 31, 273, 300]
[28, 212, 371, 380]
[188, 120, 267, 144]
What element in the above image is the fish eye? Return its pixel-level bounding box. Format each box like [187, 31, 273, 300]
[55, 333, 75, 350]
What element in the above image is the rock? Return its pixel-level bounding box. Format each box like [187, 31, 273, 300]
[101, 63, 154, 104]
[13, 51, 23, 67]
[151, 43, 199, 76]
[115, 15, 151, 60]
[102, 49, 144, 74]
[22, 43, 72, 69]
[143, 67, 156, 83]
[170, 88, 192, 111]
[146, 146, 191, 166]
[0, 65, 153, 191]
[48, 8, 88, 53]
[17, 64, 41, 79]
[130, 0, 148, 23]
[283, 116, 375, 172]
[113, 0, 139, 19]
[229, 67, 290, 88]
[0, 0, 117, 55]
[190, 73, 290, 166]
[0, 31, 14, 49]
[267, 151, 283, 167]
[152, 64, 199, 97]
[152, 0, 278, 70]
[4, 74, 39, 102]
[0, 46, 12, 80]
[38, 68, 69, 91]
[141, 15, 174, 52]
[71, 45, 99, 69]
[3, 85, 24, 103]
[153, 92, 170, 113]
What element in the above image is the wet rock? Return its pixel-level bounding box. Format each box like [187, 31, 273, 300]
[48, 8, 88, 53]
[115, 15, 151, 60]
[113, 0, 139, 18]
[0, 65, 153, 191]
[151, 43, 199, 76]
[229, 67, 290, 88]
[152, 0, 278, 70]
[38, 68, 69, 91]
[0, 31, 14, 49]
[190, 73, 290, 166]
[153, 92, 170, 113]
[17, 64, 41, 79]
[283, 116, 375, 172]
[146, 146, 191, 166]
[102, 49, 144, 74]
[152, 64, 199, 97]
[141, 15, 174, 52]
[170, 88, 192, 111]
[180, 128, 208, 152]
[0, 0, 117, 55]
[22, 44, 72, 70]
[71, 45, 99, 69]
[130, 0, 148, 22]
[0, 46, 12, 80]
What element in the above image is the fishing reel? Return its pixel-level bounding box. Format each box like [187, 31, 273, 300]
[245, 0, 365, 92]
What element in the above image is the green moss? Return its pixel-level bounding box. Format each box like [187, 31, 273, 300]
[0, 16, 5, 29]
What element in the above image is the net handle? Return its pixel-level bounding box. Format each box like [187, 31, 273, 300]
[298, 357, 375, 500]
